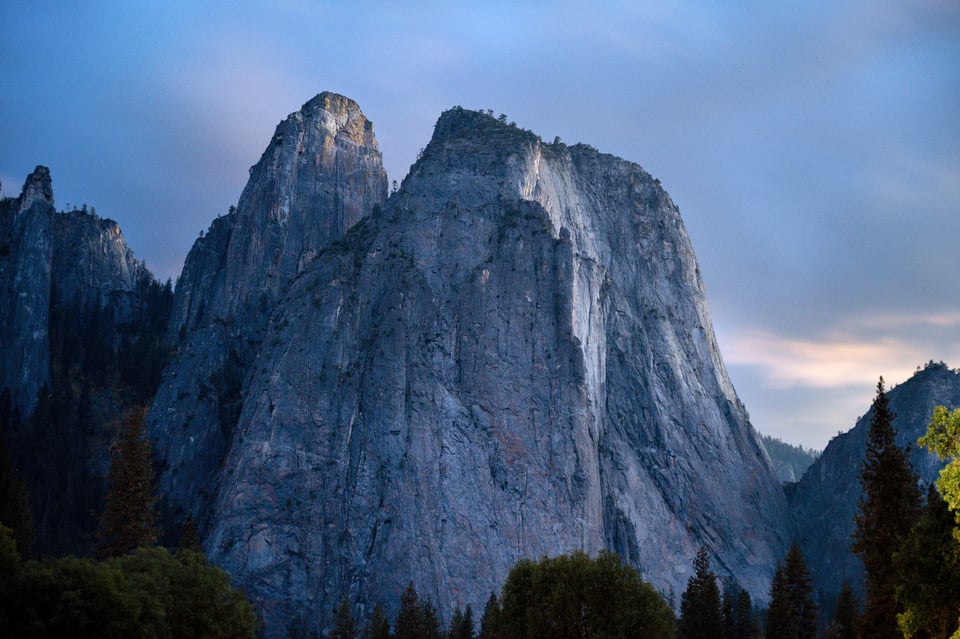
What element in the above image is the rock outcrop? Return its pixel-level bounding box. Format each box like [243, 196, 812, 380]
[0, 167, 148, 419]
[152, 101, 791, 637]
[0, 167, 170, 554]
[150, 93, 388, 537]
[790, 362, 958, 607]
[0, 167, 56, 419]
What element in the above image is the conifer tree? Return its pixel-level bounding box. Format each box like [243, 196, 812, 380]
[361, 602, 390, 639]
[179, 515, 201, 553]
[477, 592, 500, 639]
[393, 582, 441, 639]
[332, 595, 358, 639]
[0, 437, 32, 557]
[723, 584, 759, 639]
[722, 585, 735, 639]
[851, 378, 921, 639]
[96, 405, 158, 557]
[448, 603, 475, 639]
[734, 589, 760, 639]
[766, 543, 818, 639]
[824, 581, 860, 639]
[678, 546, 724, 639]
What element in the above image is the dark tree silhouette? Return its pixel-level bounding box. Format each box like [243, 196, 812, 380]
[766, 543, 817, 639]
[851, 378, 921, 639]
[96, 405, 158, 557]
[679, 547, 724, 639]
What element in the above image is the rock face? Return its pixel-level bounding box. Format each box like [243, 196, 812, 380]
[0, 167, 56, 419]
[150, 93, 388, 537]
[0, 167, 147, 419]
[0, 167, 169, 554]
[154, 100, 790, 637]
[790, 363, 958, 607]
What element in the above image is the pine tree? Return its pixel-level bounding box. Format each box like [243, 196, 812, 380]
[332, 595, 357, 639]
[851, 378, 921, 639]
[393, 582, 441, 639]
[95, 406, 158, 557]
[449, 604, 475, 639]
[179, 515, 201, 553]
[361, 602, 390, 639]
[824, 581, 860, 639]
[678, 547, 724, 639]
[723, 584, 759, 639]
[766, 544, 817, 639]
[477, 592, 500, 639]
[734, 589, 760, 639]
[0, 436, 32, 557]
[723, 585, 735, 639]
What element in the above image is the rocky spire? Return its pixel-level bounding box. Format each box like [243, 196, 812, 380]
[171, 92, 388, 334]
[151, 92, 388, 542]
[18, 166, 54, 215]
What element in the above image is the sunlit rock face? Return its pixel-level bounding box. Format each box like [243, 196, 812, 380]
[177, 102, 790, 637]
[150, 93, 388, 543]
[790, 363, 959, 608]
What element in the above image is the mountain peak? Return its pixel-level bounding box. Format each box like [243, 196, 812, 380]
[290, 91, 379, 149]
[430, 106, 536, 146]
[20, 165, 54, 212]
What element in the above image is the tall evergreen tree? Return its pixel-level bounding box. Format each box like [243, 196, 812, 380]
[766, 543, 818, 639]
[0, 437, 32, 557]
[393, 582, 441, 639]
[332, 595, 358, 639]
[448, 603, 475, 639]
[678, 546, 724, 639]
[734, 589, 760, 639]
[361, 602, 390, 639]
[95, 405, 158, 557]
[824, 581, 860, 639]
[722, 585, 735, 639]
[179, 515, 201, 553]
[723, 584, 759, 639]
[477, 592, 500, 639]
[894, 485, 960, 639]
[851, 378, 921, 639]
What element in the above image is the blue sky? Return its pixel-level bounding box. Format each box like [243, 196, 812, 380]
[2, 1, 958, 450]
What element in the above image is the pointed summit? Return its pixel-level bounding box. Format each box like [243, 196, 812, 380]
[152, 92, 388, 544]
[19, 165, 54, 214]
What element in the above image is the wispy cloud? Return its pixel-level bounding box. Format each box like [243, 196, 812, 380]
[724, 312, 960, 389]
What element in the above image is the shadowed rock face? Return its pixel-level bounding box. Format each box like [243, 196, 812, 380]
[0, 168, 55, 419]
[176, 103, 790, 637]
[0, 167, 147, 420]
[790, 363, 959, 608]
[150, 93, 388, 540]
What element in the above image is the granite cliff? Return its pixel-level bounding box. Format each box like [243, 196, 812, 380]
[0, 167, 158, 419]
[0, 167, 172, 553]
[790, 362, 958, 609]
[149, 92, 388, 541]
[148, 95, 790, 637]
[0, 168, 57, 420]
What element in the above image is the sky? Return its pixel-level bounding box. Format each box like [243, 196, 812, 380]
[2, 1, 958, 451]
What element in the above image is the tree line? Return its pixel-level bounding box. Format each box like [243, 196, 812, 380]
[331, 379, 960, 639]
[1, 379, 957, 638]
[0, 406, 258, 638]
